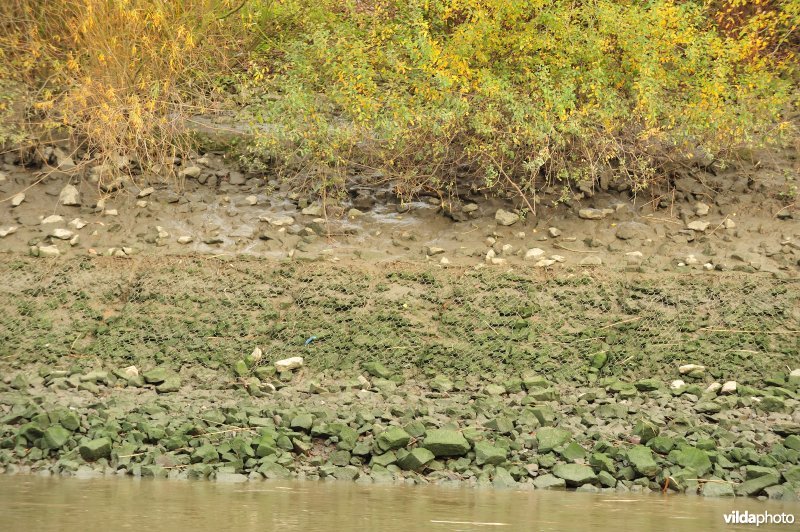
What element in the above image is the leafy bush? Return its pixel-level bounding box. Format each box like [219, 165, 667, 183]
[0, 0, 256, 180]
[243, 0, 799, 203]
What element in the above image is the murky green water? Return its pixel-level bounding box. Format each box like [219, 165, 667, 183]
[0, 476, 798, 531]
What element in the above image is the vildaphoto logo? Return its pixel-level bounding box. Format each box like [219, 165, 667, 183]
[723, 510, 796, 526]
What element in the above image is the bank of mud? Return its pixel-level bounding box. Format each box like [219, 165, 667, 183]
[0, 256, 799, 500]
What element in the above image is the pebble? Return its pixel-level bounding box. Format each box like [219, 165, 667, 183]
[548, 227, 561, 237]
[59, 185, 81, 206]
[687, 220, 710, 231]
[180, 166, 202, 179]
[177, 236, 193, 245]
[695, 202, 710, 216]
[104, 209, 119, 216]
[524, 248, 545, 260]
[50, 228, 75, 240]
[261, 215, 295, 227]
[136, 201, 148, 208]
[69, 218, 88, 229]
[679, 364, 705, 375]
[670, 379, 686, 390]
[721, 381, 737, 394]
[495, 209, 519, 226]
[275, 357, 304, 372]
[37, 244, 60, 257]
[138, 187, 155, 198]
[580, 255, 602, 266]
[41, 215, 64, 225]
[0, 226, 17, 238]
[535, 259, 556, 267]
[11, 193, 25, 207]
[578, 208, 605, 220]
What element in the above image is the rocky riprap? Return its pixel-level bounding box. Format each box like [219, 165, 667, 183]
[1, 363, 799, 500]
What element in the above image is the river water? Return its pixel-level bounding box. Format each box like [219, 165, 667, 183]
[1, 476, 798, 531]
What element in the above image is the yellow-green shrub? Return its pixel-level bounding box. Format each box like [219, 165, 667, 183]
[244, 0, 798, 201]
[0, 0, 256, 178]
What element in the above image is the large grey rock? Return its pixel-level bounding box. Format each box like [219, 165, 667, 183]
[377, 427, 411, 452]
[396, 448, 435, 471]
[735, 472, 780, 496]
[627, 445, 659, 477]
[533, 474, 566, 489]
[423, 429, 470, 457]
[536, 427, 571, 453]
[44, 426, 71, 449]
[553, 464, 597, 486]
[615, 222, 650, 240]
[702, 481, 734, 497]
[474, 441, 507, 466]
[79, 438, 111, 461]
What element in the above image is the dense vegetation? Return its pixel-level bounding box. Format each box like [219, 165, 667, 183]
[1, 0, 797, 201]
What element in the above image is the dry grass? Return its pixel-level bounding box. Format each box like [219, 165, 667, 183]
[0, 0, 255, 184]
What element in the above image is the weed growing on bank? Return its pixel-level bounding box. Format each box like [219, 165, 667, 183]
[241, 0, 799, 202]
[0, 0, 256, 182]
[0, 0, 797, 200]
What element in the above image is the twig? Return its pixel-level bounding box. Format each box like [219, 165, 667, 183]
[598, 316, 642, 330]
[698, 327, 797, 335]
[553, 242, 599, 254]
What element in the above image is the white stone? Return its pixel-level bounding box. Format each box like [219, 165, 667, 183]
[69, 218, 88, 229]
[723, 218, 736, 229]
[301, 205, 323, 216]
[703, 263, 714, 271]
[0, 226, 17, 238]
[670, 379, 686, 390]
[501, 244, 513, 254]
[525, 248, 545, 260]
[685, 254, 699, 265]
[687, 220, 710, 231]
[705, 382, 722, 394]
[11, 193, 25, 207]
[260, 215, 295, 227]
[180, 166, 202, 179]
[679, 364, 705, 375]
[69, 235, 79, 246]
[439, 257, 450, 265]
[721, 381, 737, 394]
[694, 202, 710, 216]
[548, 227, 561, 237]
[550, 255, 566, 263]
[245, 195, 258, 206]
[177, 236, 193, 244]
[136, 200, 148, 208]
[425, 246, 445, 256]
[41, 215, 64, 225]
[104, 209, 119, 216]
[50, 228, 75, 240]
[495, 209, 519, 226]
[123, 366, 139, 378]
[485, 249, 496, 263]
[275, 357, 304, 372]
[38, 244, 60, 257]
[59, 184, 81, 206]
[535, 259, 556, 267]
[490, 257, 507, 265]
[138, 187, 155, 198]
[580, 255, 602, 266]
[156, 226, 169, 239]
[249, 346, 263, 364]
